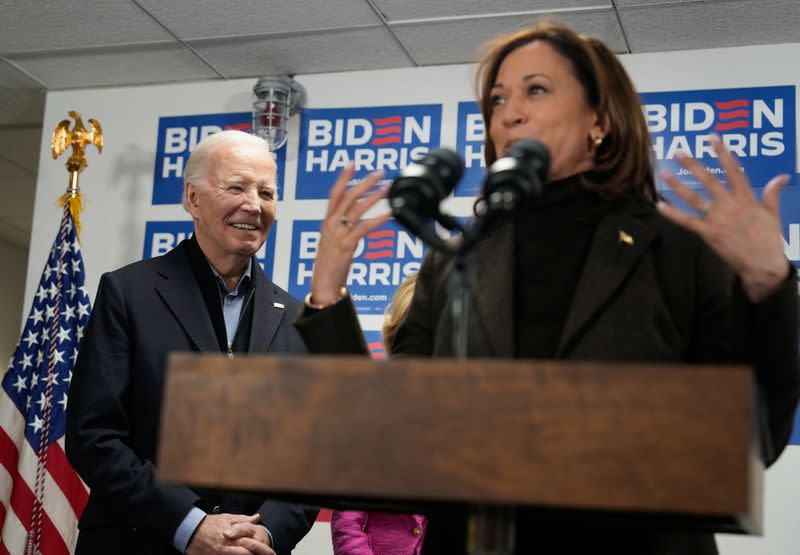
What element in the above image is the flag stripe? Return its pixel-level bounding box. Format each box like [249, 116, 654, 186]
[5, 460, 70, 555]
[38, 510, 70, 555]
[45, 444, 87, 518]
[0, 428, 20, 485]
[1, 497, 26, 555]
[0, 431, 70, 555]
[17, 431, 79, 552]
[0, 401, 23, 468]
[2, 392, 85, 526]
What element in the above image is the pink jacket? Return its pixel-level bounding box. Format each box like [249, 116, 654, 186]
[331, 511, 427, 555]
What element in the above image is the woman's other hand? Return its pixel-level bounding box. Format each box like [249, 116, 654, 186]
[657, 136, 790, 302]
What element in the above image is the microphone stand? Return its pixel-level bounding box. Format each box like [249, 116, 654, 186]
[401, 204, 519, 555]
[450, 206, 518, 555]
[450, 251, 471, 359]
[399, 141, 549, 555]
[448, 203, 504, 359]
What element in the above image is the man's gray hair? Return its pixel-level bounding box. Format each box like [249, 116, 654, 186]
[182, 130, 270, 211]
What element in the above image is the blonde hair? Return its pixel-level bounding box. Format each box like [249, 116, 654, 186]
[382, 272, 419, 352]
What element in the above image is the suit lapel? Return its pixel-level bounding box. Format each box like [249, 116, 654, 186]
[154, 244, 219, 353]
[470, 221, 515, 357]
[249, 268, 285, 353]
[557, 204, 659, 356]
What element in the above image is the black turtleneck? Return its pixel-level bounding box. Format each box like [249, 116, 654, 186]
[513, 173, 612, 359]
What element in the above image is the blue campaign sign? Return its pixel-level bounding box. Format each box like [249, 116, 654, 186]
[781, 179, 800, 446]
[142, 220, 277, 278]
[777, 180, 800, 271]
[454, 101, 486, 197]
[296, 104, 442, 199]
[142, 220, 195, 258]
[288, 219, 425, 315]
[791, 406, 800, 446]
[640, 86, 796, 192]
[363, 330, 388, 360]
[151, 112, 286, 205]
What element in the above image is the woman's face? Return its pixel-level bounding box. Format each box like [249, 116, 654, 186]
[488, 40, 606, 181]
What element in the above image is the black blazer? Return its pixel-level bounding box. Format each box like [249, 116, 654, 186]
[297, 196, 800, 555]
[66, 239, 315, 555]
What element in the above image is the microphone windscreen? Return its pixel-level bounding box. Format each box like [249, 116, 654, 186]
[504, 139, 550, 184]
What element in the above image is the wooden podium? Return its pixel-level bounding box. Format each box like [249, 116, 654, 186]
[157, 353, 763, 552]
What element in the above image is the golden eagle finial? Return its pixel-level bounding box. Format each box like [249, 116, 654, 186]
[51, 111, 103, 206]
[51, 110, 103, 175]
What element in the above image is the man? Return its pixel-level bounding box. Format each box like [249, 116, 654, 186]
[66, 131, 316, 555]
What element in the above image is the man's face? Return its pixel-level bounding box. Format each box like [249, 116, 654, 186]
[185, 141, 277, 267]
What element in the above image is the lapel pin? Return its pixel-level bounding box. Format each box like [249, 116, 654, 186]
[618, 230, 634, 246]
[273, 302, 285, 309]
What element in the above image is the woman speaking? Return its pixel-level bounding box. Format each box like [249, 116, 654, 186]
[295, 21, 800, 555]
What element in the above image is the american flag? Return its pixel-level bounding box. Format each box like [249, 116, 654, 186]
[0, 203, 90, 554]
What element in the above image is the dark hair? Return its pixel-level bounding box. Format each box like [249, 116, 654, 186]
[476, 21, 656, 202]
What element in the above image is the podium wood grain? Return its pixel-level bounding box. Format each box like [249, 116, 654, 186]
[158, 353, 762, 531]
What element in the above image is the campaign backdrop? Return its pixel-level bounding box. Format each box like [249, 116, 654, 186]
[142, 219, 277, 278]
[27, 43, 800, 555]
[152, 112, 287, 204]
[297, 104, 442, 199]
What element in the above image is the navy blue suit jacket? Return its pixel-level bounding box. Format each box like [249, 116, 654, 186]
[66, 239, 315, 555]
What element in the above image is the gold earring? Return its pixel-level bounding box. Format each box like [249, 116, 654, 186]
[593, 136, 604, 146]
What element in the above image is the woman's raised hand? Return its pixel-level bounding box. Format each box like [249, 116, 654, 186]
[309, 164, 391, 306]
[657, 135, 790, 302]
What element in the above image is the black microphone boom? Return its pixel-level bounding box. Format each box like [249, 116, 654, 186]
[457, 139, 551, 254]
[388, 148, 464, 252]
[389, 148, 463, 220]
[482, 138, 551, 214]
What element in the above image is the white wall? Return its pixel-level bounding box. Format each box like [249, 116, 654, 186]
[0, 238, 28, 367]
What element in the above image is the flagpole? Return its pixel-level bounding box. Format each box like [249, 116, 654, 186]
[0, 111, 103, 555]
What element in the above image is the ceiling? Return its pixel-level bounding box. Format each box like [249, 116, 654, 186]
[1, 0, 798, 247]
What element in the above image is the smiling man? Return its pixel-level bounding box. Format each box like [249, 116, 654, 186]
[66, 131, 316, 555]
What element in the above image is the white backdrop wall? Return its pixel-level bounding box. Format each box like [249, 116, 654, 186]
[0, 239, 28, 366]
[28, 42, 800, 555]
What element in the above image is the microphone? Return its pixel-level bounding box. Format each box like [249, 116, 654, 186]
[482, 139, 550, 214]
[388, 148, 464, 250]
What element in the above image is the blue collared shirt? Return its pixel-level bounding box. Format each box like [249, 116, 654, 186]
[211, 260, 253, 348]
[173, 260, 272, 552]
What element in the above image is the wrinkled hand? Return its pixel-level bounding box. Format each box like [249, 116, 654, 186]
[310, 164, 390, 305]
[657, 135, 790, 302]
[187, 513, 274, 555]
[220, 514, 276, 555]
